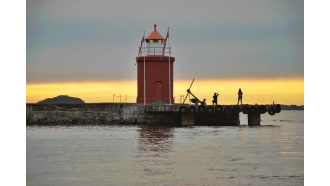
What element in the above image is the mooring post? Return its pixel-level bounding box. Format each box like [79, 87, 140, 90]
[248, 113, 261, 126]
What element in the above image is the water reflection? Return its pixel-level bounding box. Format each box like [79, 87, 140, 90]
[136, 126, 176, 178]
[137, 126, 174, 153]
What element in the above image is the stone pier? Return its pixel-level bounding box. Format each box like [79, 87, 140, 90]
[248, 113, 261, 126]
[26, 103, 280, 126]
[181, 112, 195, 126]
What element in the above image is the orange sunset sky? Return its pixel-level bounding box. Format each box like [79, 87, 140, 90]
[26, 78, 303, 105]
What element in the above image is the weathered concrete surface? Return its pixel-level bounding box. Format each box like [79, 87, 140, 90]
[27, 103, 183, 126]
[26, 103, 142, 125]
[27, 102, 281, 126]
[26, 103, 248, 126]
[181, 112, 195, 126]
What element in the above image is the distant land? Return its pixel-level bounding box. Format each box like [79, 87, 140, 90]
[280, 104, 304, 110]
[37, 95, 85, 104]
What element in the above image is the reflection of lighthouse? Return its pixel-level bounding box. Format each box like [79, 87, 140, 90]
[137, 126, 174, 152]
[136, 24, 175, 105]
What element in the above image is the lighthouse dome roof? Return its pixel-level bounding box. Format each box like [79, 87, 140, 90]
[146, 24, 165, 40]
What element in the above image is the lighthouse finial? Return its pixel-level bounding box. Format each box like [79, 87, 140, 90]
[154, 24, 157, 30]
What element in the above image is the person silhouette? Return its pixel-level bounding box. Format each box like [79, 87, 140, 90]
[212, 92, 219, 106]
[237, 88, 243, 105]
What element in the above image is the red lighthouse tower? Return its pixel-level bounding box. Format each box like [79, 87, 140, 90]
[136, 24, 175, 105]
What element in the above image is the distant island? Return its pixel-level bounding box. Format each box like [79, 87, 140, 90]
[280, 104, 304, 110]
[37, 95, 85, 104]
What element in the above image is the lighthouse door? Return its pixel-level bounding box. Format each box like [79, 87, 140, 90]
[155, 81, 163, 100]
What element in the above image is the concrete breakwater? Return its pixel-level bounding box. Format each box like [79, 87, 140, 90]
[26, 103, 241, 126]
[27, 103, 146, 125]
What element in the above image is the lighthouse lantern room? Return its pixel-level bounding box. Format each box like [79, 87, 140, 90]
[136, 24, 175, 105]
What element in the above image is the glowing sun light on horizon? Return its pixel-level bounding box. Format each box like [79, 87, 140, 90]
[26, 78, 303, 105]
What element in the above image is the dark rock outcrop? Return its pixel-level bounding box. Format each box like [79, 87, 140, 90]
[37, 95, 85, 104]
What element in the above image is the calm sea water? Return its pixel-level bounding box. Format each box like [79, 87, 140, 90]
[27, 110, 303, 186]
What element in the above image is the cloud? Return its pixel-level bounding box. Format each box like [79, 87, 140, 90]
[37, 0, 298, 25]
[27, 0, 303, 82]
[27, 44, 137, 83]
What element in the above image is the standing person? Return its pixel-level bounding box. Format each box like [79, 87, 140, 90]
[212, 92, 219, 106]
[237, 88, 243, 105]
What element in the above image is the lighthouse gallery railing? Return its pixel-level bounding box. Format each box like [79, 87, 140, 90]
[138, 46, 172, 56]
